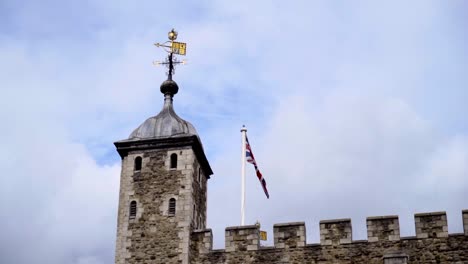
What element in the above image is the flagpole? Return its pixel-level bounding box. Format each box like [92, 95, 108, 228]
[240, 125, 247, 226]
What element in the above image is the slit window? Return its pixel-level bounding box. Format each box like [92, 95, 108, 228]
[168, 198, 176, 216]
[170, 153, 177, 169]
[129, 201, 137, 219]
[134, 156, 142, 171]
[198, 167, 203, 187]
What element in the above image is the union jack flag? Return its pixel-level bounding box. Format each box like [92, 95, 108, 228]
[246, 135, 270, 199]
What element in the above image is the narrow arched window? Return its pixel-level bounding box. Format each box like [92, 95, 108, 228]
[170, 153, 177, 169]
[129, 201, 137, 219]
[168, 198, 176, 216]
[198, 167, 203, 187]
[134, 156, 142, 171]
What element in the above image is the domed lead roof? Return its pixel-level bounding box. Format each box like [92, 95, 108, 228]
[128, 79, 198, 140]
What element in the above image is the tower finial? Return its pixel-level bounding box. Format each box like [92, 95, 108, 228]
[153, 29, 187, 86]
[153, 29, 187, 96]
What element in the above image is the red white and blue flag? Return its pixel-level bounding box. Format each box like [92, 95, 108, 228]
[245, 135, 270, 199]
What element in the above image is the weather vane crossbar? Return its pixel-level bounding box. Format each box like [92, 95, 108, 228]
[153, 29, 187, 79]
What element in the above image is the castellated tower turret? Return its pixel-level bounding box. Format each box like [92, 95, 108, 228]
[114, 78, 213, 264]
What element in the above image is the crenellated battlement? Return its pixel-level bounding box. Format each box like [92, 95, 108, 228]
[414, 211, 448, 238]
[191, 210, 468, 263]
[274, 222, 306, 249]
[366, 215, 400, 242]
[320, 218, 352, 245]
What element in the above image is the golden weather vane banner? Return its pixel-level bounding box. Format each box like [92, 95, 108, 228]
[171, 42, 186, 55]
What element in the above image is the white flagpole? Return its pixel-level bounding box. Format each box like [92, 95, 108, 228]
[240, 125, 247, 226]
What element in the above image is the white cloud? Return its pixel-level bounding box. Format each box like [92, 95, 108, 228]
[1, 0, 467, 262]
[207, 92, 468, 247]
[0, 110, 120, 263]
[0, 42, 120, 264]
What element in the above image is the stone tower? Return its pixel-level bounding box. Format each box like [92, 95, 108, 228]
[114, 76, 213, 264]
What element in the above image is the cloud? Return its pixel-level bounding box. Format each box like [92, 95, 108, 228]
[207, 92, 468, 247]
[0, 120, 120, 263]
[1, 0, 467, 262]
[0, 35, 120, 264]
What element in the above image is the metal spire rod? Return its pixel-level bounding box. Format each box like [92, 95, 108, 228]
[168, 52, 174, 80]
[241, 125, 247, 225]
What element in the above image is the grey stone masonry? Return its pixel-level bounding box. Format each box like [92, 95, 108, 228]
[225, 225, 260, 252]
[320, 218, 352, 245]
[273, 222, 306, 249]
[366, 215, 400, 242]
[188, 210, 468, 263]
[383, 253, 408, 264]
[463, 210, 468, 236]
[114, 134, 213, 264]
[415, 211, 448, 238]
[192, 229, 213, 254]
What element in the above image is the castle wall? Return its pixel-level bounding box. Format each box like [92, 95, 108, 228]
[191, 211, 468, 263]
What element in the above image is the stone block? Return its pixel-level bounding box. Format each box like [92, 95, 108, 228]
[414, 211, 448, 238]
[275, 242, 285, 249]
[225, 225, 259, 252]
[383, 253, 408, 264]
[366, 215, 400, 242]
[339, 238, 352, 244]
[192, 229, 212, 254]
[247, 244, 259, 251]
[319, 218, 352, 245]
[274, 222, 306, 249]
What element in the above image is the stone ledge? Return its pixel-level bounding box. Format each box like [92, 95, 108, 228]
[226, 225, 258, 231]
[415, 211, 446, 217]
[400, 236, 417, 240]
[305, 243, 321, 247]
[352, 239, 368, 243]
[367, 215, 398, 220]
[448, 233, 466, 237]
[259, 246, 275, 250]
[193, 228, 212, 233]
[383, 252, 409, 261]
[320, 218, 351, 224]
[273, 222, 305, 227]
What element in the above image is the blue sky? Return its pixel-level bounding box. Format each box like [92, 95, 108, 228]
[1, 1, 467, 263]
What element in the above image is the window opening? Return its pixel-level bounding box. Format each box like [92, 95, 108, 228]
[198, 167, 203, 187]
[168, 198, 176, 216]
[170, 153, 177, 169]
[134, 156, 142, 171]
[129, 201, 137, 219]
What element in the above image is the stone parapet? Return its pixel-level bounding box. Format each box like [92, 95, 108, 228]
[415, 211, 448, 238]
[225, 225, 259, 252]
[190, 210, 468, 263]
[273, 222, 306, 249]
[192, 229, 213, 254]
[367, 215, 400, 242]
[320, 218, 352, 245]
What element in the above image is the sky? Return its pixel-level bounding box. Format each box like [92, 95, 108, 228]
[1, 0, 467, 263]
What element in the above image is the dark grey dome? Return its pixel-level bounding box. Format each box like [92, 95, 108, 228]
[129, 94, 198, 139]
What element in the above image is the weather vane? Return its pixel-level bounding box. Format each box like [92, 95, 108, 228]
[153, 29, 187, 80]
